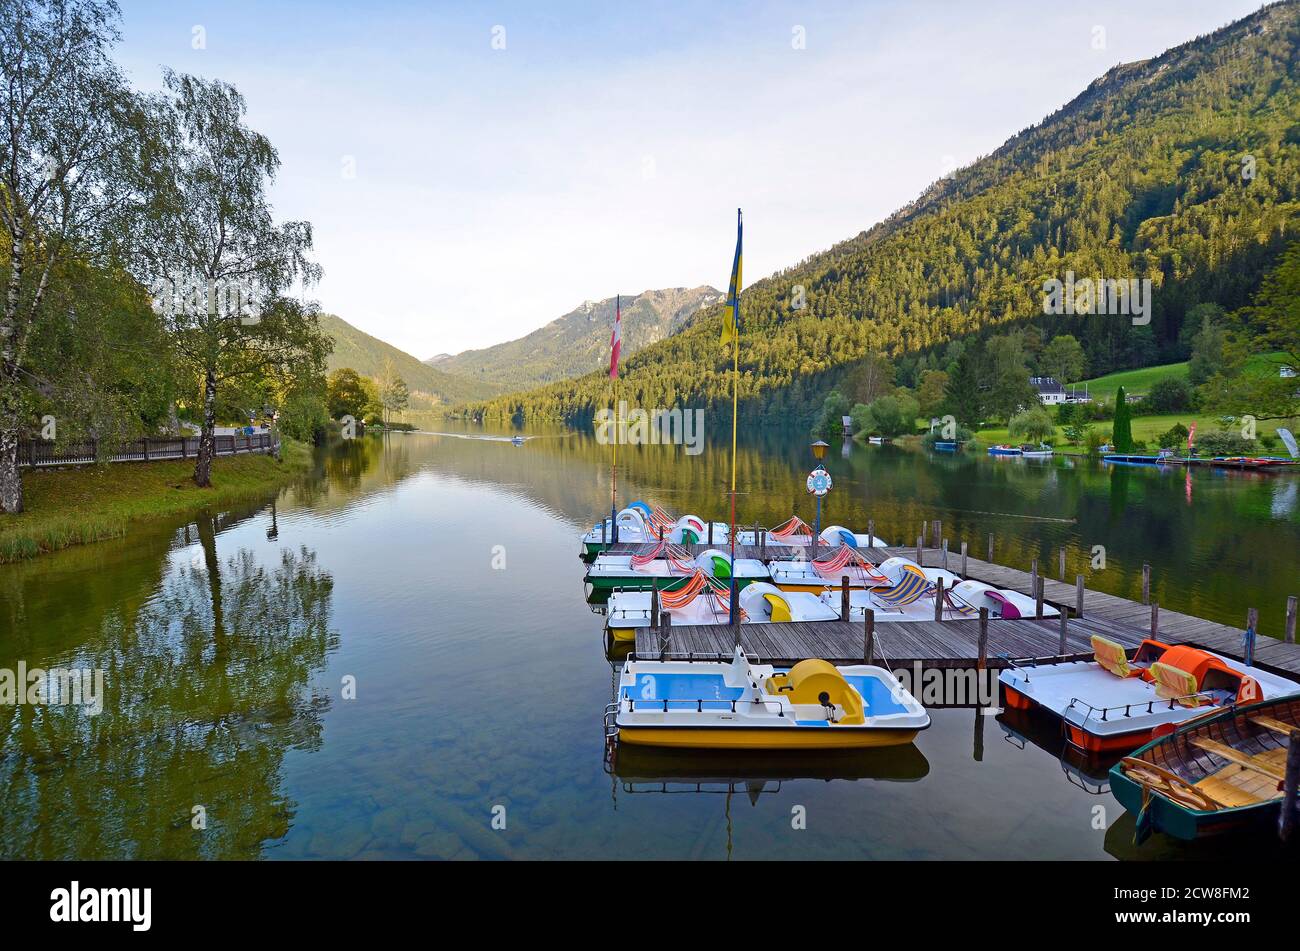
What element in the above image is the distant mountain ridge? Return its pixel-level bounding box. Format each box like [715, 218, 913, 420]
[462, 2, 1300, 428]
[318, 313, 502, 406]
[431, 286, 721, 389]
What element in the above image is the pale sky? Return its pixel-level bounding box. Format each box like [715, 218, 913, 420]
[116, 0, 1262, 359]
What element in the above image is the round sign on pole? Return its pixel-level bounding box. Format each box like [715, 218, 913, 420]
[806, 468, 832, 496]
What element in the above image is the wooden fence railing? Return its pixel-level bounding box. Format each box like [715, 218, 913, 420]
[18, 432, 280, 468]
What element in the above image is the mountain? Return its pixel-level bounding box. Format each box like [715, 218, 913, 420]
[432, 286, 721, 389]
[318, 313, 502, 406]
[462, 2, 1300, 428]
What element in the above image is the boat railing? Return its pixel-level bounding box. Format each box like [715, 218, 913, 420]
[626, 649, 763, 664]
[1066, 690, 1220, 724]
[618, 695, 788, 717]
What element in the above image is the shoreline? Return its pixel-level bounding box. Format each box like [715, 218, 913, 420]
[0, 439, 314, 564]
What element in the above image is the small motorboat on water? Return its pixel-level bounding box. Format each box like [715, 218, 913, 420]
[510, 436, 525, 446]
[1110, 694, 1300, 841]
[988, 444, 1021, 457]
[1000, 637, 1298, 755]
[608, 647, 930, 750]
[586, 545, 769, 594]
[579, 502, 729, 560]
[1019, 444, 1054, 458]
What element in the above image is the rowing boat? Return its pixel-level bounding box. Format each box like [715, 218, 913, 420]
[1110, 694, 1300, 841]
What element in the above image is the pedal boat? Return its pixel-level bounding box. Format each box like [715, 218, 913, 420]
[581, 502, 729, 560]
[734, 519, 888, 551]
[610, 647, 930, 750]
[605, 580, 839, 642]
[1000, 637, 1298, 755]
[1110, 694, 1300, 841]
[586, 545, 769, 594]
[768, 543, 895, 592]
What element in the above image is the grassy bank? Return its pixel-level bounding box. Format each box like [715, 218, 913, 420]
[972, 414, 1296, 450]
[0, 439, 312, 564]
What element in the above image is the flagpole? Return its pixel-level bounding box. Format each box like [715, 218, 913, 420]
[728, 209, 741, 644]
[610, 295, 619, 543]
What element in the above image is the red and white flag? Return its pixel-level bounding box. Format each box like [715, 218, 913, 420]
[609, 294, 622, 379]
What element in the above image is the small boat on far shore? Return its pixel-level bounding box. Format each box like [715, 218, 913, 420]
[988, 444, 1021, 457]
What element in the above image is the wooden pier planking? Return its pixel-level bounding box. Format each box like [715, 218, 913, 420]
[634, 616, 1145, 669]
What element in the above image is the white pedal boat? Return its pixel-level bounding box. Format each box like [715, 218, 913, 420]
[735, 519, 887, 550]
[605, 581, 839, 642]
[1000, 637, 1299, 755]
[610, 647, 930, 749]
[581, 503, 729, 559]
[586, 546, 769, 594]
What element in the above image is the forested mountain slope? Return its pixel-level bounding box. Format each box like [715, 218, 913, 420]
[463, 2, 1300, 428]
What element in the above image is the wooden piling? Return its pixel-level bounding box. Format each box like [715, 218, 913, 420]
[942, 538, 949, 570]
[1035, 577, 1044, 619]
[960, 541, 968, 579]
[864, 609, 875, 664]
[1076, 574, 1085, 618]
[707, 520, 713, 545]
[1281, 731, 1300, 842]
[841, 576, 851, 623]
[1058, 610, 1068, 656]
[1287, 596, 1297, 645]
[867, 519, 875, 547]
[650, 587, 660, 628]
[935, 577, 945, 621]
[1030, 559, 1038, 599]
[1150, 601, 1159, 638]
[987, 532, 994, 563]
[601, 519, 607, 545]
[1059, 547, 1066, 580]
[1246, 607, 1259, 666]
[759, 530, 766, 560]
[916, 535, 923, 566]
[659, 612, 672, 661]
[977, 608, 989, 671]
[1142, 563, 1151, 605]
[921, 521, 928, 551]
[933, 520, 942, 550]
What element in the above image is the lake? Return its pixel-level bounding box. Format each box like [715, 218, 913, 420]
[1, 425, 1297, 860]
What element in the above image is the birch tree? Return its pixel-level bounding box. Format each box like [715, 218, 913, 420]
[139, 70, 327, 487]
[0, 0, 151, 513]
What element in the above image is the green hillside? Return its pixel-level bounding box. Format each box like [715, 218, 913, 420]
[1076, 362, 1191, 402]
[463, 2, 1300, 428]
[434, 287, 720, 389]
[318, 313, 501, 406]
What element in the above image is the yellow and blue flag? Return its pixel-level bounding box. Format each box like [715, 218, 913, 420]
[720, 208, 742, 345]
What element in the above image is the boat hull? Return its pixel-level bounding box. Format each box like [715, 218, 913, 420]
[1109, 769, 1269, 840]
[1002, 682, 1158, 754]
[616, 726, 921, 750]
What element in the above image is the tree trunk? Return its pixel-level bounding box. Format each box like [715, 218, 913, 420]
[0, 426, 21, 514]
[193, 368, 218, 488]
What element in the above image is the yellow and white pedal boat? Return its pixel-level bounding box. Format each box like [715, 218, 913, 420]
[609, 647, 930, 750]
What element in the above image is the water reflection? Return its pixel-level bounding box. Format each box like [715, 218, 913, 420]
[0, 531, 337, 859]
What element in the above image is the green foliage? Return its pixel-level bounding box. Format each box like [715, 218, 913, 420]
[1185, 305, 1228, 383]
[318, 313, 500, 406]
[460, 4, 1300, 427]
[853, 393, 920, 438]
[1142, 377, 1195, 415]
[812, 390, 850, 438]
[1157, 422, 1190, 450]
[1008, 405, 1055, 443]
[1084, 428, 1107, 457]
[327, 369, 377, 421]
[943, 343, 986, 428]
[985, 332, 1038, 422]
[1112, 386, 1134, 452]
[1205, 239, 1300, 419]
[1194, 429, 1258, 456]
[1039, 334, 1087, 383]
[917, 369, 950, 419]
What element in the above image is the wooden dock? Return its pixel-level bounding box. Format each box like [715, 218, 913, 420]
[629, 544, 1300, 680]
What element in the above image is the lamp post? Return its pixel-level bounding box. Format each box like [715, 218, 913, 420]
[808, 440, 831, 545]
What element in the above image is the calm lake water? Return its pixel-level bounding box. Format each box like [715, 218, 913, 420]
[1, 425, 1297, 860]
